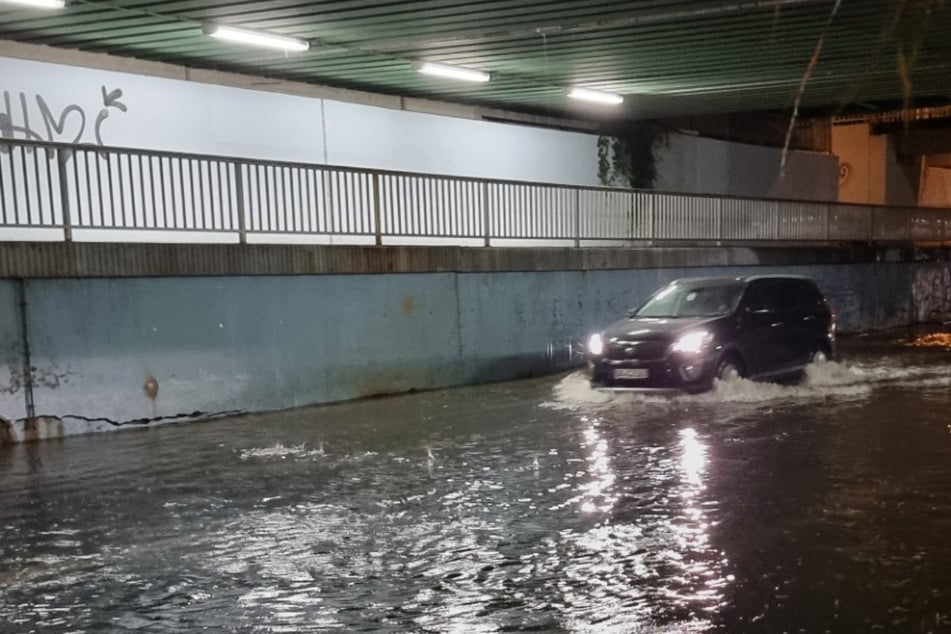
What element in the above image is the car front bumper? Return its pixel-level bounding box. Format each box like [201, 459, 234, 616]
[587, 353, 718, 392]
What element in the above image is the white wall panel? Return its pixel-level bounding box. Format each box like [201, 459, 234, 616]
[322, 100, 598, 185]
[0, 56, 324, 163]
[0, 55, 599, 185]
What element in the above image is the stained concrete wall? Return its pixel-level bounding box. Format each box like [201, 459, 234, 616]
[0, 281, 26, 443]
[0, 256, 944, 443]
[23, 275, 465, 426]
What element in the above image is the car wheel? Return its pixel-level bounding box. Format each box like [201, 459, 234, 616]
[716, 356, 743, 381]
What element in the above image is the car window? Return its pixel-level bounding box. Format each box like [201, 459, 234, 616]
[636, 282, 743, 318]
[744, 281, 787, 312]
[778, 279, 822, 309]
[743, 284, 770, 312]
[788, 279, 822, 306]
[744, 279, 822, 312]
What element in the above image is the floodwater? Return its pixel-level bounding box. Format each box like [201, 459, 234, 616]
[3, 330, 951, 633]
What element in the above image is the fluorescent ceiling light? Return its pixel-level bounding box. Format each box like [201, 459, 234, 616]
[203, 24, 309, 53]
[415, 61, 490, 83]
[0, 0, 66, 8]
[567, 86, 624, 106]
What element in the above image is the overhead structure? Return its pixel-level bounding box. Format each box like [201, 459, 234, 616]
[201, 23, 310, 53]
[0, 0, 949, 121]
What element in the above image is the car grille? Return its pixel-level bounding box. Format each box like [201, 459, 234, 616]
[604, 339, 669, 361]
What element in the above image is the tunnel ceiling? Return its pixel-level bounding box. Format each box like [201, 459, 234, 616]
[0, 0, 949, 123]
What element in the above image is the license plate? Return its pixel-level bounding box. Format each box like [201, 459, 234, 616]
[614, 368, 648, 380]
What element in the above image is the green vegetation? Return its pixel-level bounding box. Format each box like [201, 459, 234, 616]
[597, 120, 670, 190]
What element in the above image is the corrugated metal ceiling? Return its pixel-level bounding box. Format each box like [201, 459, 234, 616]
[0, 0, 948, 121]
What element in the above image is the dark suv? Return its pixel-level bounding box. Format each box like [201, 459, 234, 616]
[586, 275, 835, 392]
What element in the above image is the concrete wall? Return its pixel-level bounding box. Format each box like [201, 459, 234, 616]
[832, 123, 919, 206]
[921, 165, 951, 207]
[833, 123, 883, 204]
[921, 154, 951, 207]
[655, 134, 838, 202]
[0, 281, 25, 443]
[1, 54, 836, 199]
[884, 138, 918, 206]
[0, 54, 599, 186]
[0, 257, 945, 443]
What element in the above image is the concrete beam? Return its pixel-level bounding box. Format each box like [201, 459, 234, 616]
[0, 242, 938, 279]
[893, 126, 951, 156]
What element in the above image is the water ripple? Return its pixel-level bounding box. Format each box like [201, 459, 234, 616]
[4, 333, 951, 631]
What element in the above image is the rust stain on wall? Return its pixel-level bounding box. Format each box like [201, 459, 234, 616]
[0, 417, 15, 446]
[401, 296, 417, 315]
[23, 418, 37, 443]
[143, 375, 159, 402]
[43, 417, 63, 439]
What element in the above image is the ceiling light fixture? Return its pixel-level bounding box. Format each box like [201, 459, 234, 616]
[203, 23, 309, 53]
[0, 0, 66, 8]
[415, 61, 490, 83]
[567, 86, 624, 106]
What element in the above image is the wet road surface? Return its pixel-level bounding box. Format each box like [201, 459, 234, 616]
[3, 328, 951, 632]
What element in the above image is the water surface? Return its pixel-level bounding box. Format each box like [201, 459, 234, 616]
[3, 329, 951, 632]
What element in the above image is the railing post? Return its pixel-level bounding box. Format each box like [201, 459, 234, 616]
[56, 147, 72, 242]
[574, 189, 581, 248]
[234, 162, 247, 244]
[372, 172, 382, 246]
[650, 195, 657, 243]
[771, 201, 779, 241]
[716, 198, 723, 244]
[482, 181, 490, 247]
[16, 279, 35, 422]
[825, 204, 831, 243]
[629, 193, 636, 243]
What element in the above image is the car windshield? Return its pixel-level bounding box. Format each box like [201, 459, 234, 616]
[635, 282, 744, 318]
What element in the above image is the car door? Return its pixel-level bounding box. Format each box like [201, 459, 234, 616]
[782, 279, 826, 365]
[736, 280, 793, 377]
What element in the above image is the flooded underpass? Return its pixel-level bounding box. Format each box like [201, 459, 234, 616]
[4, 329, 951, 633]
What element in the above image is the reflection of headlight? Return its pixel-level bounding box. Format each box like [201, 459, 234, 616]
[672, 330, 713, 354]
[587, 333, 604, 356]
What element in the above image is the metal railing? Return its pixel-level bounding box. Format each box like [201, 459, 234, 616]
[2, 138, 950, 246]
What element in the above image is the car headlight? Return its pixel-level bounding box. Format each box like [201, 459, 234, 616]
[587, 333, 604, 356]
[671, 330, 713, 354]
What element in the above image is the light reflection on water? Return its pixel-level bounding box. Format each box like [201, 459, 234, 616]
[577, 418, 616, 515]
[4, 335, 951, 631]
[0, 408, 730, 632]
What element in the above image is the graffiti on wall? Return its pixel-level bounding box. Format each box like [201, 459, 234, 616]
[0, 85, 127, 151]
[913, 265, 951, 322]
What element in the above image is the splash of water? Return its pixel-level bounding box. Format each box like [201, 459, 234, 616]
[239, 444, 325, 461]
[543, 358, 951, 411]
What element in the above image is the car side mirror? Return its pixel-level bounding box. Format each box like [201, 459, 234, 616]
[626, 308, 638, 318]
